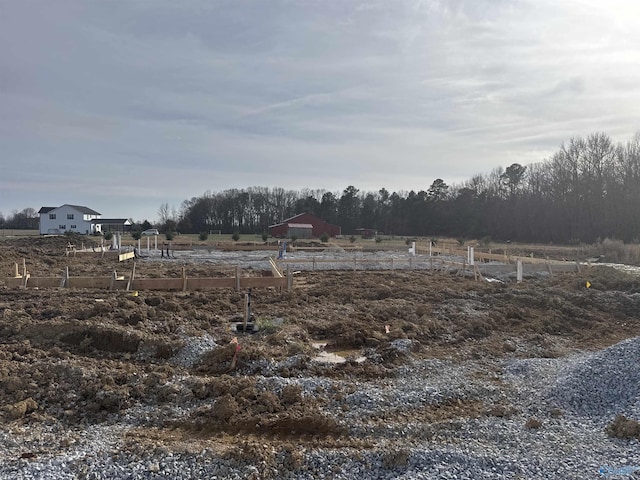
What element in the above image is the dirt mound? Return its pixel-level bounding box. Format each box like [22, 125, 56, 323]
[3, 240, 640, 474]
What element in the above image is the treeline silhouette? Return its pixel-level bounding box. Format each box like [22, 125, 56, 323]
[169, 131, 640, 243]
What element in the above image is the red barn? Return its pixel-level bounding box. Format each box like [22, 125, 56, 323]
[269, 213, 341, 238]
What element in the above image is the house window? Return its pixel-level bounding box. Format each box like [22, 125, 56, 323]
[71, 225, 76, 229]
[59, 225, 66, 230]
[49, 214, 56, 219]
[67, 214, 74, 220]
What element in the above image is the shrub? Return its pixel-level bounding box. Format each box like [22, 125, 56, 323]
[103, 232, 113, 241]
[232, 232, 240, 242]
[199, 232, 208, 241]
[256, 317, 279, 333]
[349, 235, 356, 243]
[320, 232, 329, 243]
[131, 230, 142, 241]
[165, 231, 174, 241]
[375, 236, 382, 243]
[261, 231, 268, 242]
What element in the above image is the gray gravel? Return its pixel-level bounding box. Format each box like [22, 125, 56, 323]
[3, 337, 640, 479]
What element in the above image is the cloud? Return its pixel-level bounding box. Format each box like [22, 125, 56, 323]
[1, 0, 639, 222]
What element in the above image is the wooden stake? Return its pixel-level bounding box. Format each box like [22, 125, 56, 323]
[235, 266, 240, 291]
[243, 292, 250, 331]
[182, 266, 187, 291]
[60, 267, 69, 288]
[127, 262, 136, 291]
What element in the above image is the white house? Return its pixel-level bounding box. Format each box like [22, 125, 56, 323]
[38, 205, 102, 235]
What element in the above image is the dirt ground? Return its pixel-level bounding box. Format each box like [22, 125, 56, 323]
[1, 235, 640, 475]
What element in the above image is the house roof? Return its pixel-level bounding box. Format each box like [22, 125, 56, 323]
[39, 204, 101, 215]
[64, 204, 101, 215]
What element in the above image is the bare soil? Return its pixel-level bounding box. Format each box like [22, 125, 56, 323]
[1, 235, 640, 470]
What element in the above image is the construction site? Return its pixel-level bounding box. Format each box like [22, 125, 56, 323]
[1, 234, 640, 479]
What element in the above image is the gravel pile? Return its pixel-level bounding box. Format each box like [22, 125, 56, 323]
[168, 334, 218, 368]
[544, 336, 640, 417]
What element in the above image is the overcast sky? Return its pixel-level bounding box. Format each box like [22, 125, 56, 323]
[1, 0, 639, 222]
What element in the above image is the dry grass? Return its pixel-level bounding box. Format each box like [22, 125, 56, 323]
[606, 415, 640, 440]
[600, 238, 640, 265]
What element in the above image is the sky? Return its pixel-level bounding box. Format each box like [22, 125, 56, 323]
[1, 0, 639, 223]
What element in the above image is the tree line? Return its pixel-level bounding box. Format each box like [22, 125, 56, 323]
[0, 208, 39, 230]
[5, 131, 640, 245]
[167, 132, 640, 244]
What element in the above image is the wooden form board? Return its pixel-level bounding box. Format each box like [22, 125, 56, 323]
[4, 273, 289, 291]
[118, 251, 136, 262]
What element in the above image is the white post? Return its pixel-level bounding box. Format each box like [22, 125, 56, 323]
[409, 241, 416, 256]
[429, 242, 432, 257]
[146, 236, 150, 252]
[154, 235, 158, 251]
[469, 246, 474, 266]
[517, 259, 523, 283]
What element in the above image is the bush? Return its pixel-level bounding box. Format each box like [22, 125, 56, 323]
[320, 232, 329, 243]
[103, 232, 113, 241]
[232, 232, 240, 242]
[165, 231, 174, 241]
[256, 317, 279, 333]
[199, 232, 208, 241]
[375, 236, 382, 243]
[349, 235, 356, 243]
[131, 230, 142, 241]
[261, 231, 268, 242]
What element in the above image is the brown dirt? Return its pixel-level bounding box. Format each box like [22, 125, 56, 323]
[1, 235, 640, 457]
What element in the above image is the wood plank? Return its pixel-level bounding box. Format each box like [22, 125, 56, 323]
[131, 278, 184, 290]
[185, 278, 236, 289]
[240, 277, 288, 288]
[118, 251, 135, 262]
[69, 277, 112, 289]
[269, 257, 284, 277]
